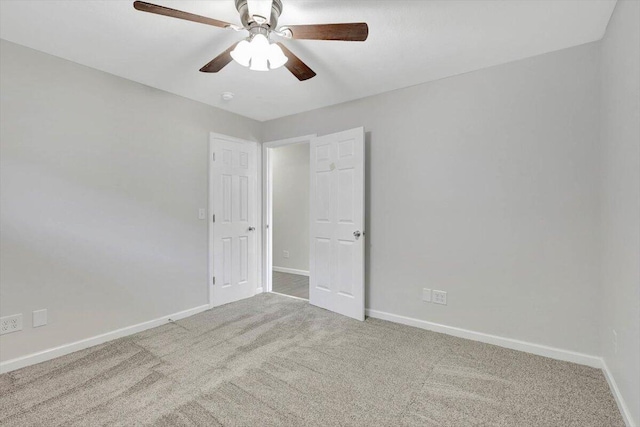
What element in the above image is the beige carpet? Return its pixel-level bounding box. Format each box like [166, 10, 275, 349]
[272, 271, 309, 299]
[0, 293, 624, 426]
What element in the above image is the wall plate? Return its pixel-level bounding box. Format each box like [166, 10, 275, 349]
[433, 290, 447, 305]
[33, 309, 48, 328]
[0, 314, 23, 335]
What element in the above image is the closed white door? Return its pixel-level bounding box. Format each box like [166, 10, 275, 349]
[210, 134, 258, 307]
[309, 127, 365, 320]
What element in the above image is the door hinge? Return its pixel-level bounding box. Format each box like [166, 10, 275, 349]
[212, 214, 216, 223]
[212, 276, 216, 285]
[212, 152, 216, 161]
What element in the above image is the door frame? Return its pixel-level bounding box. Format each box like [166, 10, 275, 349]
[262, 134, 317, 294]
[208, 132, 262, 308]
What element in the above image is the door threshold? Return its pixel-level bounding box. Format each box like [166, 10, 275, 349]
[270, 291, 309, 302]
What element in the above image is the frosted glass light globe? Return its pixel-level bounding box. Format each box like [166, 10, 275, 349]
[268, 43, 288, 69]
[230, 40, 252, 67]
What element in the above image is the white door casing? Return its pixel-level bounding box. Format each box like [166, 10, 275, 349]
[309, 127, 365, 320]
[209, 133, 258, 307]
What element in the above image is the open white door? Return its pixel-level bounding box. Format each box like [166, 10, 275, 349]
[309, 127, 365, 320]
[210, 133, 258, 307]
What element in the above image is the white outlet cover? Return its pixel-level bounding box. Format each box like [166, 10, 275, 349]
[422, 288, 432, 302]
[433, 290, 447, 305]
[0, 314, 23, 335]
[198, 208, 206, 220]
[283, 251, 290, 259]
[33, 309, 48, 328]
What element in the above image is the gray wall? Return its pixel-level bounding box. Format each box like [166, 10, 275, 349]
[263, 42, 602, 356]
[600, 0, 640, 424]
[0, 40, 261, 362]
[272, 143, 310, 272]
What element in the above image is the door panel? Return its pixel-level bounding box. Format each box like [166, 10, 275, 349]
[309, 127, 365, 320]
[211, 135, 258, 307]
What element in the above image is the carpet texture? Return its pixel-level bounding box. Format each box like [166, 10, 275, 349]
[272, 271, 309, 299]
[0, 293, 624, 426]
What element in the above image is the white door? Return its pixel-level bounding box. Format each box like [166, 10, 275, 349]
[309, 127, 365, 320]
[210, 134, 258, 307]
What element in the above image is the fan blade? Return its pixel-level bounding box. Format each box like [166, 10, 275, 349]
[133, 1, 233, 29]
[283, 23, 368, 41]
[200, 42, 239, 73]
[276, 43, 316, 81]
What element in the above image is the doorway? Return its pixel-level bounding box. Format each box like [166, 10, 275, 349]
[271, 142, 311, 299]
[263, 135, 316, 299]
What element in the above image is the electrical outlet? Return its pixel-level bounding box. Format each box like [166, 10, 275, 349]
[283, 250, 290, 259]
[613, 330, 618, 355]
[198, 208, 206, 220]
[0, 314, 23, 335]
[33, 309, 48, 328]
[433, 290, 447, 305]
[422, 288, 432, 302]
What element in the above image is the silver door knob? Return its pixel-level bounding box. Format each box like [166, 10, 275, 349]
[353, 230, 361, 239]
[248, 226, 255, 231]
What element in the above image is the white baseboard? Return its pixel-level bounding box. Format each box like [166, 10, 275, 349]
[0, 304, 210, 374]
[602, 359, 636, 427]
[256, 287, 264, 294]
[272, 266, 309, 276]
[365, 308, 602, 368]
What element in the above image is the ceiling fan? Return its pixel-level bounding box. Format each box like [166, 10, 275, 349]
[133, 0, 369, 81]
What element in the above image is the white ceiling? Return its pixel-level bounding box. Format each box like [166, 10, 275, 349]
[0, 0, 616, 121]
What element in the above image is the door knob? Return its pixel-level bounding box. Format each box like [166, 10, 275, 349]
[248, 226, 256, 231]
[353, 230, 362, 239]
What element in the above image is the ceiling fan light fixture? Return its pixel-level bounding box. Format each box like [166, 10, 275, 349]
[231, 33, 287, 71]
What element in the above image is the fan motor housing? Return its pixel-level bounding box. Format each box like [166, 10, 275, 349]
[235, 0, 283, 29]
